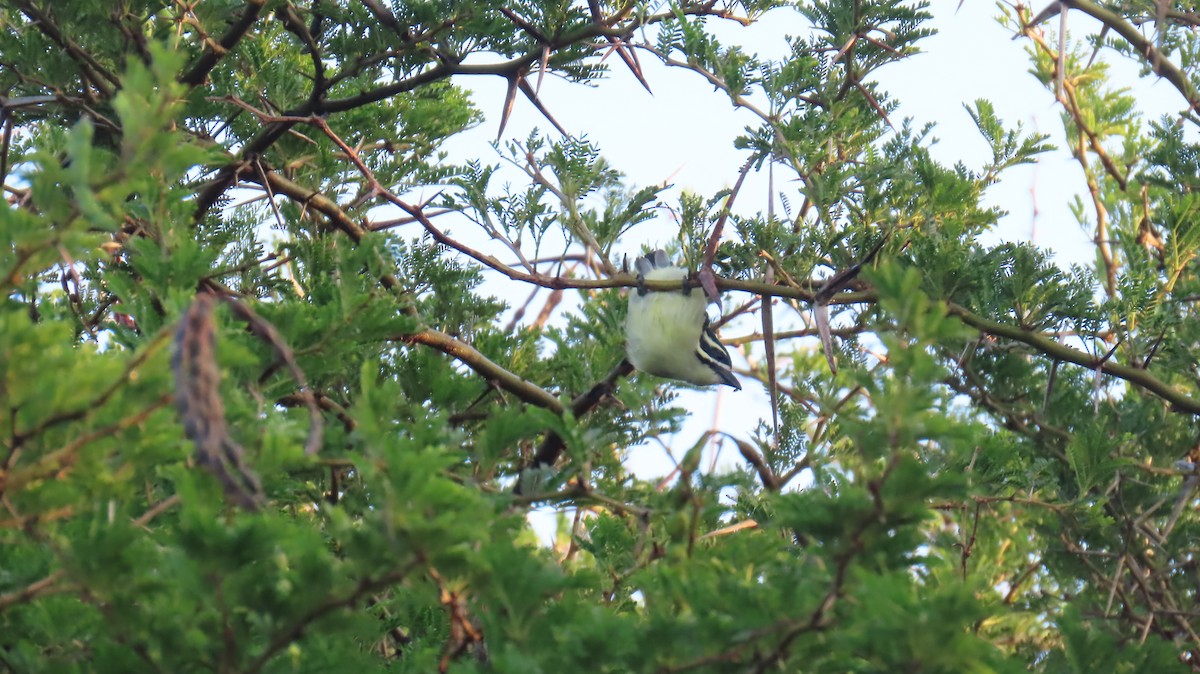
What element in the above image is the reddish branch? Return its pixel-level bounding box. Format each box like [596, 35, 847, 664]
[230, 107, 1200, 426]
[154, 0, 1200, 498]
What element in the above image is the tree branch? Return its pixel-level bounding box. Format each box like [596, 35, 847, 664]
[13, 1, 119, 96]
[179, 0, 267, 87]
[948, 302, 1200, 414]
[398, 329, 564, 413]
[1055, 0, 1200, 113]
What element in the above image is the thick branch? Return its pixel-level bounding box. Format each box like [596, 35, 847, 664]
[1059, 0, 1200, 113]
[252, 168, 367, 243]
[948, 302, 1200, 414]
[530, 358, 635, 468]
[13, 1, 119, 96]
[179, 0, 267, 87]
[399, 329, 564, 413]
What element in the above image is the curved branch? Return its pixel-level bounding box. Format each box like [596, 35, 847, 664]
[1058, 0, 1200, 113]
[253, 167, 368, 243]
[247, 168, 405, 296]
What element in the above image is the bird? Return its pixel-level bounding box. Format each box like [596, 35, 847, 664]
[625, 250, 741, 390]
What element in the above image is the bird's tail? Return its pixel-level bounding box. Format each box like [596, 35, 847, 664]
[634, 249, 672, 276]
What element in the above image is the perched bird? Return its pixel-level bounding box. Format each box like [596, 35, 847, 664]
[625, 250, 741, 390]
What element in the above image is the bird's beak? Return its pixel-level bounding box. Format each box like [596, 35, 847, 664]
[716, 367, 741, 390]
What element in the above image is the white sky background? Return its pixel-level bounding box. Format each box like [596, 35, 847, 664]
[428, 1, 1190, 485]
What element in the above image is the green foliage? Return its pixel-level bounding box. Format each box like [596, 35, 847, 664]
[4, 0, 1200, 672]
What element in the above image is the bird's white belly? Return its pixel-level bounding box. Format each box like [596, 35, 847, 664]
[625, 288, 707, 379]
